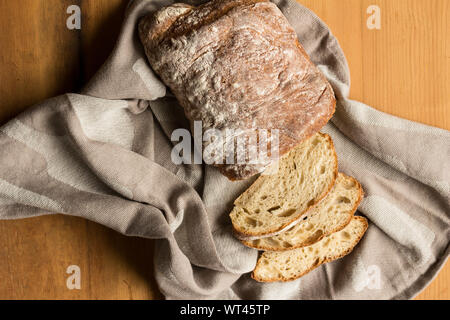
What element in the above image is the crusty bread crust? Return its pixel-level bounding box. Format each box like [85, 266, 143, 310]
[231, 133, 339, 239]
[251, 216, 369, 282]
[139, 0, 336, 180]
[241, 173, 364, 250]
[159, 0, 268, 41]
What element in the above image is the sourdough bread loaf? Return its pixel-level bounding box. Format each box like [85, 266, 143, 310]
[252, 216, 368, 282]
[230, 133, 338, 239]
[139, 0, 336, 180]
[242, 173, 364, 250]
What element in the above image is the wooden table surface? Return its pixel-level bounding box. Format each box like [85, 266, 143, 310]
[0, 0, 448, 300]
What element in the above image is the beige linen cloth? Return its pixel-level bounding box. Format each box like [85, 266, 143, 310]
[0, 0, 448, 300]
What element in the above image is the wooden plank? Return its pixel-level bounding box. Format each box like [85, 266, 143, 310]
[298, 0, 449, 300]
[0, 0, 87, 300]
[0, 0, 448, 299]
[299, 0, 449, 130]
[0, 0, 161, 300]
[0, 0, 81, 124]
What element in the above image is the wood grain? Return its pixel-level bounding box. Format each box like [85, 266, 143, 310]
[0, 0, 161, 300]
[298, 0, 449, 300]
[0, 0, 81, 125]
[0, 0, 448, 299]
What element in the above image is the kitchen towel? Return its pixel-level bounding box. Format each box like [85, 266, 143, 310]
[0, 0, 448, 300]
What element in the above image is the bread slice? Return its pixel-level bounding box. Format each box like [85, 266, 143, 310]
[242, 173, 363, 251]
[230, 133, 338, 239]
[252, 216, 368, 282]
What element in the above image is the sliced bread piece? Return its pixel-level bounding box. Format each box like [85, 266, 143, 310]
[252, 216, 368, 282]
[230, 133, 338, 239]
[242, 173, 363, 251]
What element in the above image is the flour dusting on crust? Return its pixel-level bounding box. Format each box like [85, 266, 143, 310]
[139, 0, 336, 180]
